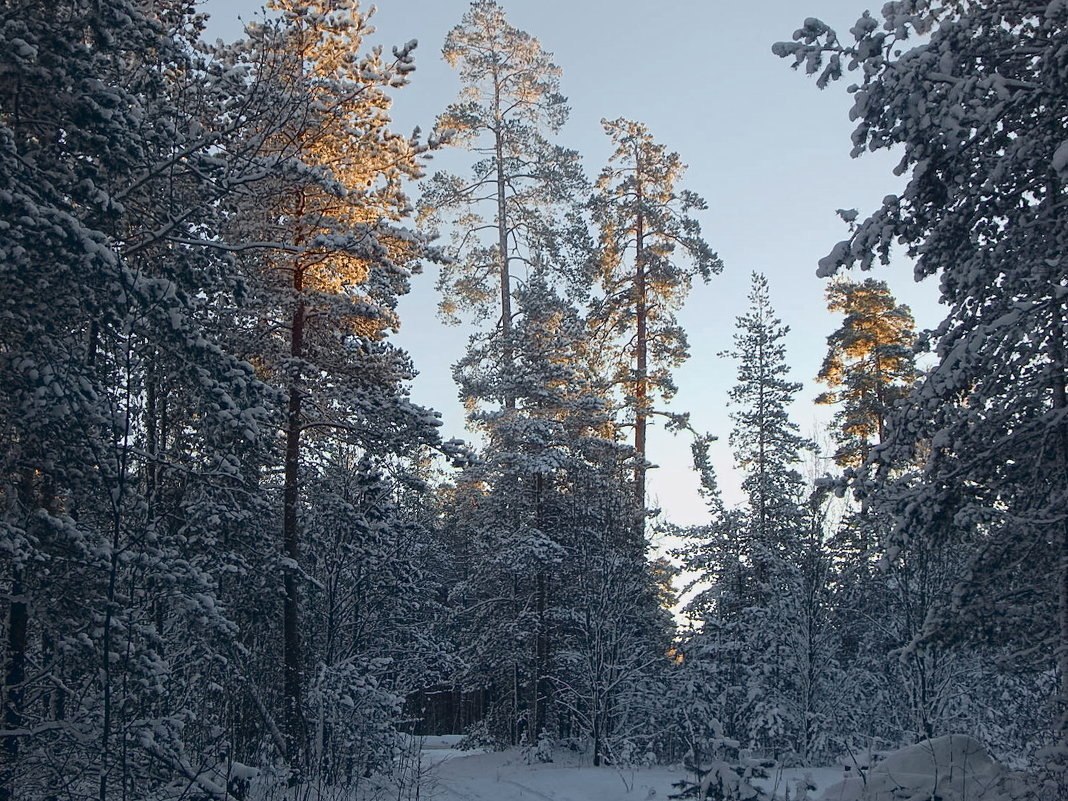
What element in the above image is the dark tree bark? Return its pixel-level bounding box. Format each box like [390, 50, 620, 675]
[1, 565, 27, 801]
[282, 196, 308, 768]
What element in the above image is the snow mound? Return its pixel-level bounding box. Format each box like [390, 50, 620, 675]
[1054, 139, 1068, 173]
[820, 735, 1001, 801]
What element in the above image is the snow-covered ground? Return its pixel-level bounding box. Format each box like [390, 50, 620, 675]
[417, 736, 844, 801]
[410, 734, 1036, 800]
[816, 735, 1023, 801]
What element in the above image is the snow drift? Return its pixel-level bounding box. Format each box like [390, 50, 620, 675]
[820, 734, 1001, 801]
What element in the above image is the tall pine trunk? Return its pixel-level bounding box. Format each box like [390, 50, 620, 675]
[0, 563, 26, 801]
[493, 77, 514, 411]
[1044, 173, 1068, 750]
[1049, 293, 1068, 747]
[533, 474, 550, 741]
[282, 204, 308, 768]
[633, 171, 647, 533]
[282, 369, 305, 768]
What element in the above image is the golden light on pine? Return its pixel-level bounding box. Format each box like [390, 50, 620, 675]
[816, 277, 918, 467]
[246, 0, 425, 352]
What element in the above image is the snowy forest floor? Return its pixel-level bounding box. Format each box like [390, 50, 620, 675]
[413, 736, 842, 801]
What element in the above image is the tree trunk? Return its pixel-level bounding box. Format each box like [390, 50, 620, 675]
[282, 215, 308, 768]
[282, 303, 306, 769]
[634, 175, 648, 531]
[533, 474, 550, 741]
[0, 563, 27, 801]
[493, 78, 514, 410]
[757, 322, 767, 544]
[535, 571, 549, 740]
[1049, 293, 1068, 745]
[100, 341, 135, 801]
[1046, 174, 1068, 748]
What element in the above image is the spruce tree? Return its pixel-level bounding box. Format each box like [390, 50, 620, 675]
[685, 273, 818, 759]
[725, 273, 811, 553]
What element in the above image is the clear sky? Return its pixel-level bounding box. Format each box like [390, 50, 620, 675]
[202, 1, 943, 528]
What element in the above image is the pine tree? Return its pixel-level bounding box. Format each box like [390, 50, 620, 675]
[419, 0, 587, 358]
[223, 0, 442, 771]
[421, 1, 650, 755]
[814, 283, 1021, 750]
[590, 118, 721, 514]
[447, 275, 623, 746]
[0, 1, 460, 795]
[816, 278, 918, 467]
[776, 1, 1068, 764]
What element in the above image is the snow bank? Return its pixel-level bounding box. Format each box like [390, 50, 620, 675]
[420, 744, 845, 801]
[819, 735, 1001, 801]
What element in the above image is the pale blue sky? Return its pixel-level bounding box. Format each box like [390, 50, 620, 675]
[203, 1, 941, 527]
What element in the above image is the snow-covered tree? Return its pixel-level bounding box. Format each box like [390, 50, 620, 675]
[441, 272, 673, 761]
[446, 276, 620, 744]
[776, 0, 1068, 764]
[418, 2, 683, 760]
[726, 273, 811, 552]
[222, 0, 452, 771]
[300, 445, 455, 785]
[682, 274, 824, 760]
[558, 521, 675, 767]
[0, 0, 459, 795]
[0, 2, 280, 797]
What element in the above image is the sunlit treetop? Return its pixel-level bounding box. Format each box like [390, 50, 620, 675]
[591, 118, 721, 405]
[815, 278, 917, 467]
[243, 0, 429, 334]
[441, 0, 567, 138]
[420, 0, 586, 333]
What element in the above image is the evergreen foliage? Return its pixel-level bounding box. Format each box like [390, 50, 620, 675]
[815, 279, 918, 467]
[0, 2, 277, 796]
[724, 274, 811, 551]
[3, 0, 1063, 795]
[443, 275, 673, 762]
[777, 0, 1068, 773]
[0, 0, 453, 795]
[679, 274, 833, 764]
[422, 3, 675, 767]
[419, 0, 588, 332]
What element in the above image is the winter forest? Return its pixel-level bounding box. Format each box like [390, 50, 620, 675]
[2, 0, 1068, 799]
